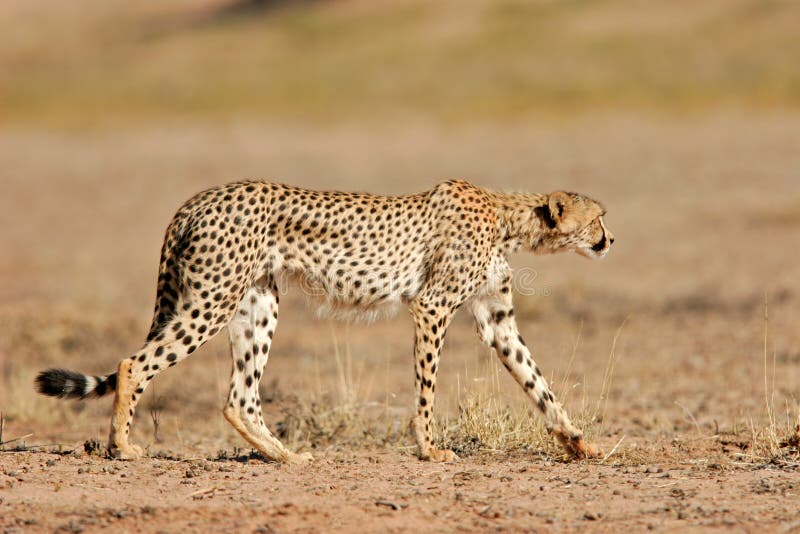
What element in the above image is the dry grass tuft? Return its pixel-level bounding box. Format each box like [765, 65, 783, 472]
[433, 326, 624, 460]
[274, 395, 405, 452]
[779, 422, 800, 451]
[745, 298, 800, 463]
[273, 331, 409, 452]
[436, 394, 557, 457]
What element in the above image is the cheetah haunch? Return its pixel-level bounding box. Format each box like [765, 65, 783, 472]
[36, 180, 614, 463]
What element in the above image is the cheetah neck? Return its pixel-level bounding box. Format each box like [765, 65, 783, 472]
[487, 190, 552, 253]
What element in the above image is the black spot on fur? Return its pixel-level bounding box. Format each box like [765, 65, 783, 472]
[534, 205, 557, 229]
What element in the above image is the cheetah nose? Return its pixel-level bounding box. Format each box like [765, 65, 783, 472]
[609, 236, 615, 245]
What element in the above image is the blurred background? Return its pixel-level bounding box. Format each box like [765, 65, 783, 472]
[1, 0, 798, 455]
[3, 0, 799, 125]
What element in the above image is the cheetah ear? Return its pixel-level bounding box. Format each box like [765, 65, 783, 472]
[548, 191, 577, 233]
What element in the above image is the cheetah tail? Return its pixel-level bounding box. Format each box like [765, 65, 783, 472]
[35, 369, 117, 400]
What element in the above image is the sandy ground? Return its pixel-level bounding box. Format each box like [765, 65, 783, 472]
[2, 114, 800, 532]
[2, 450, 799, 533]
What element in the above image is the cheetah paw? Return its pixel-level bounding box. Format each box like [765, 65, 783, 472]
[556, 432, 602, 460]
[109, 443, 144, 461]
[286, 452, 314, 464]
[422, 448, 459, 463]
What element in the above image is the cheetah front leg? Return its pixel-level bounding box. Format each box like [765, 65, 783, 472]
[222, 279, 312, 464]
[469, 290, 600, 460]
[409, 296, 458, 462]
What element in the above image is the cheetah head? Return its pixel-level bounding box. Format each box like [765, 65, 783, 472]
[538, 191, 614, 259]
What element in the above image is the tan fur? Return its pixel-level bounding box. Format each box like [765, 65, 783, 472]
[108, 359, 143, 460]
[40, 180, 613, 463]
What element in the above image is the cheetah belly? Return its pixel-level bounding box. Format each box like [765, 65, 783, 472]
[273, 255, 426, 324]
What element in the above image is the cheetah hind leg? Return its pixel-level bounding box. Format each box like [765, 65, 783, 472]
[109, 359, 145, 460]
[109, 334, 210, 460]
[222, 284, 313, 464]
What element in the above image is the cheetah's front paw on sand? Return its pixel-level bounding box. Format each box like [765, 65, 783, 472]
[554, 431, 602, 460]
[421, 448, 459, 463]
[109, 443, 144, 461]
[286, 452, 314, 464]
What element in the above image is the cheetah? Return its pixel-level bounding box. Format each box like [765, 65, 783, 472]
[36, 180, 614, 463]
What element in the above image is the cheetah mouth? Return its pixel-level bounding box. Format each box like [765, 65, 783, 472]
[591, 235, 606, 253]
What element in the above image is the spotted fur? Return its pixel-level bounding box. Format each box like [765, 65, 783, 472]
[36, 180, 613, 463]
